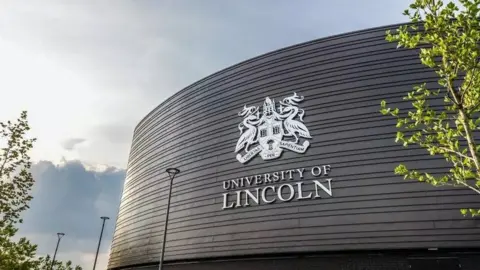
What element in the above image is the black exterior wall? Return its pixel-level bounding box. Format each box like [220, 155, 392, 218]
[107, 23, 480, 270]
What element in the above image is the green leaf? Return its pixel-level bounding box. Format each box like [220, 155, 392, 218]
[381, 0, 480, 219]
[0, 112, 82, 270]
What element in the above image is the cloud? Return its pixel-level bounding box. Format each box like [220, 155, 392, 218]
[18, 160, 125, 269]
[61, 138, 86, 151]
[0, 0, 412, 168]
[92, 124, 133, 145]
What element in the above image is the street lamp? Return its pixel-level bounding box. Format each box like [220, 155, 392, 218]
[93, 216, 110, 270]
[158, 168, 180, 270]
[50, 232, 65, 270]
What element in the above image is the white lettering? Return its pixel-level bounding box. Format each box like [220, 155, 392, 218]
[231, 179, 239, 189]
[278, 184, 295, 202]
[287, 169, 294, 179]
[261, 186, 276, 204]
[255, 175, 263, 185]
[245, 176, 254, 186]
[272, 172, 280, 182]
[244, 188, 260, 206]
[239, 177, 244, 187]
[296, 168, 305, 179]
[223, 181, 231, 190]
[222, 193, 236, 209]
[264, 173, 272, 183]
[323, 165, 331, 176]
[311, 166, 322, 176]
[221, 166, 334, 209]
[235, 190, 242, 207]
[313, 179, 333, 197]
[296, 182, 312, 200]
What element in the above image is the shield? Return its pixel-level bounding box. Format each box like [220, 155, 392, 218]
[258, 117, 284, 160]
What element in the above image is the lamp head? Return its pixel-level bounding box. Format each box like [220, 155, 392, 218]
[166, 168, 180, 178]
[100, 216, 110, 220]
[57, 232, 65, 238]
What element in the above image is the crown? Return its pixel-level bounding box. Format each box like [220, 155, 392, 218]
[263, 97, 275, 117]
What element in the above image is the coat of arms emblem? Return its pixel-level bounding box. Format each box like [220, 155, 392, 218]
[235, 92, 312, 164]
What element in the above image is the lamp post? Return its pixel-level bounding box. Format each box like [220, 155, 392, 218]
[159, 168, 180, 270]
[49, 232, 65, 270]
[93, 216, 110, 270]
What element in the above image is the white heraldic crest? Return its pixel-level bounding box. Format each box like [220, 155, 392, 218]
[235, 92, 312, 164]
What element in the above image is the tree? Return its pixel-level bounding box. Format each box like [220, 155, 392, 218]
[0, 111, 39, 269]
[380, 0, 480, 217]
[36, 255, 82, 270]
[0, 111, 82, 269]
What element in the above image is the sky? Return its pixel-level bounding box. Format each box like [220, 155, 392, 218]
[0, 0, 413, 269]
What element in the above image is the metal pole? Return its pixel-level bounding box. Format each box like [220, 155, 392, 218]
[49, 232, 65, 270]
[159, 168, 180, 270]
[93, 216, 110, 270]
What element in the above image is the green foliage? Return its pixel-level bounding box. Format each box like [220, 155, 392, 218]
[36, 255, 82, 270]
[0, 111, 82, 269]
[382, 0, 480, 217]
[0, 111, 40, 269]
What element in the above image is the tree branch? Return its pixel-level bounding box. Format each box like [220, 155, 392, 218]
[437, 146, 475, 161]
[469, 100, 480, 114]
[459, 180, 480, 195]
[459, 108, 480, 173]
[463, 64, 478, 101]
[0, 144, 13, 180]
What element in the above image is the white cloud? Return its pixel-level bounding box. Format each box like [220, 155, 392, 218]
[0, 0, 411, 168]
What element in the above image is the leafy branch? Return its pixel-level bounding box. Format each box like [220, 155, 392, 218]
[381, 0, 480, 217]
[0, 111, 83, 269]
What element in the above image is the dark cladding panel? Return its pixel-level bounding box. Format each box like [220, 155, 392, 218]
[107, 24, 480, 269]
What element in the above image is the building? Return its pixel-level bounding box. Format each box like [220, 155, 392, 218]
[107, 24, 480, 270]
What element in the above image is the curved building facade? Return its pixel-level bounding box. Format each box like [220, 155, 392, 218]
[108, 24, 480, 270]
